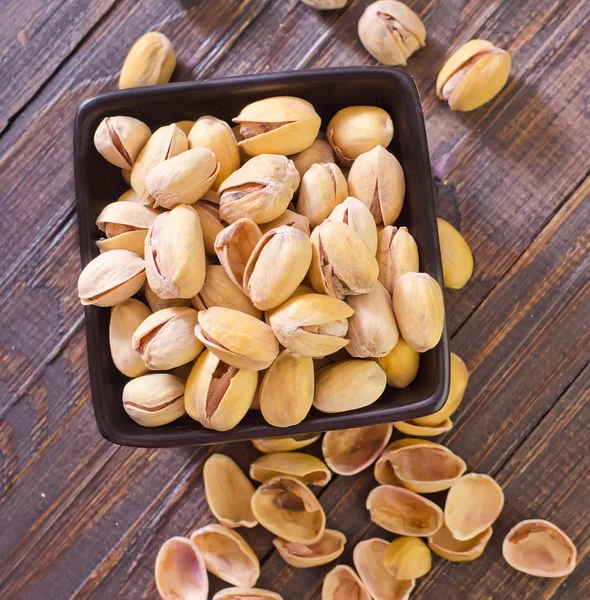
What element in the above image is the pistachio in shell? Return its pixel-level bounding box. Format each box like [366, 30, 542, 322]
[383, 537, 431, 580]
[437, 218, 474, 288]
[375, 337, 419, 388]
[274, 529, 345, 568]
[192, 201, 225, 257]
[252, 434, 320, 454]
[297, 163, 348, 228]
[328, 196, 378, 256]
[322, 565, 371, 600]
[393, 418, 453, 437]
[292, 137, 335, 178]
[213, 589, 283, 600]
[119, 31, 176, 89]
[203, 453, 258, 528]
[428, 524, 493, 562]
[251, 476, 326, 544]
[143, 282, 191, 312]
[109, 298, 150, 377]
[94, 116, 151, 169]
[250, 452, 331, 486]
[260, 209, 310, 236]
[377, 226, 419, 295]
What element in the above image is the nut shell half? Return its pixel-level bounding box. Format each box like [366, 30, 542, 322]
[428, 524, 493, 562]
[322, 565, 371, 600]
[273, 529, 346, 568]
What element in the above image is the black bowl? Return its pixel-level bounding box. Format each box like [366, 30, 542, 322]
[74, 67, 450, 448]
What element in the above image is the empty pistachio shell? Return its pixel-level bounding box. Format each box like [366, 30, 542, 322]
[119, 31, 175, 89]
[260, 209, 310, 236]
[383, 537, 431, 580]
[219, 154, 300, 224]
[374, 438, 433, 485]
[213, 588, 283, 600]
[145, 148, 219, 209]
[502, 519, 577, 578]
[358, 1, 426, 66]
[188, 116, 240, 190]
[437, 39, 511, 111]
[109, 298, 150, 377]
[122, 373, 185, 427]
[274, 528, 346, 568]
[192, 265, 261, 319]
[292, 137, 335, 178]
[437, 218, 474, 288]
[252, 434, 320, 453]
[367, 485, 444, 536]
[155, 536, 208, 600]
[234, 96, 321, 156]
[269, 293, 352, 358]
[190, 524, 259, 588]
[185, 349, 257, 431]
[328, 196, 378, 256]
[393, 418, 453, 437]
[250, 452, 331, 486]
[393, 272, 445, 353]
[309, 220, 379, 298]
[428, 524, 493, 562]
[322, 565, 371, 600]
[244, 226, 313, 310]
[413, 352, 468, 426]
[78, 249, 146, 307]
[204, 454, 258, 528]
[192, 201, 225, 257]
[195, 307, 279, 371]
[143, 282, 192, 312]
[314, 360, 387, 413]
[94, 116, 151, 169]
[297, 163, 348, 228]
[251, 476, 326, 544]
[301, 0, 348, 9]
[354, 538, 415, 600]
[445, 474, 504, 540]
[322, 423, 392, 475]
[377, 226, 419, 295]
[327, 106, 394, 166]
[259, 350, 314, 427]
[375, 337, 419, 388]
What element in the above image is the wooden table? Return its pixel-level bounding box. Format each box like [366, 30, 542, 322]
[0, 1, 588, 598]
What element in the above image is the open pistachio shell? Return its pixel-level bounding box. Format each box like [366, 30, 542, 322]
[250, 452, 331, 486]
[428, 524, 493, 562]
[322, 565, 371, 600]
[328, 196, 378, 256]
[375, 337, 419, 388]
[213, 589, 283, 600]
[252, 434, 320, 453]
[367, 485, 444, 536]
[190, 524, 259, 588]
[155, 536, 208, 600]
[383, 536, 431, 580]
[353, 538, 415, 600]
[445, 474, 504, 540]
[274, 529, 345, 568]
[374, 439, 437, 486]
[251, 476, 326, 544]
[393, 418, 453, 437]
[94, 116, 152, 169]
[96, 200, 159, 238]
[203, 454, 258, 528]
[502, 519, 577, 578]
[322, 423, 392, 476]
[109, 298, 150, 377]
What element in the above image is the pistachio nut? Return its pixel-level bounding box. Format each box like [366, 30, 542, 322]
[393, 418, 453, 437]
[297, 163, 348, 228]
[309, 220, 379, 298]
[93, 116, 151, 169]
[188, 116, 241, 190]
[145, 148, 220, 209]
[393, 272, 445, 352]
[175, 120, 195, 136]
[195, 307, 279, 370]
[274, 529, 345, 569]
[192, 201, 224, 256]
[184, 349, 257, 431]
[233, 96, 321, 156]
[131, 124, 188, 203]
[375, 337, 419, 388]
[269, 293, 353, 357]
[328, 196, 378, 255]
[377, 226, 419, 294]
[383, 537, 431, 580]
[445, 474, 504, 540]
[313, 360, 387, 413]
[203, 453, 258, 528]
[322, 565, 371, 600]
[192, 265, 261, 319]
[218, 154, 300, 224]
[353, 538, 416, 600]
[155, 537, 208, 600]
[358, 1, 426, 66]
[143, 282, 191, 312]
[327, 106, 394, 166]
[213, 589, 283, 600]
[190, 524, 259, 588]
[413, 352, 468, 426]
[428, 524, 493, 563]
[301, 0, 348, 9]
[322, 423, 392, 476]
[122, 373, 185, 427]
[109, 299, 150, 377]
[348, 145, 405, 225]
[292, 137, 335, 178]
[145, 204, 206, 299]
[367, 485, 444, 537]
[119, 31, 176, 89]
[244, 226, 312, 310]
[502, 519, 577, 578]
[260, 209, 310, 236]
[250, 452, 331, 486]
[437, 39, 511, 112]
[252, 434, 320, 454]
[78, 249, 145, 307]
[437, 218, 474, 288]
[250, 476, 326, 544]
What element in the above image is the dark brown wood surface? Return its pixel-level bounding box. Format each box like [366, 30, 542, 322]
[0, 0, 588, 598]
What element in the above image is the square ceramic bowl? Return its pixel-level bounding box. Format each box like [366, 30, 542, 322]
[74, 67, 450, 447]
